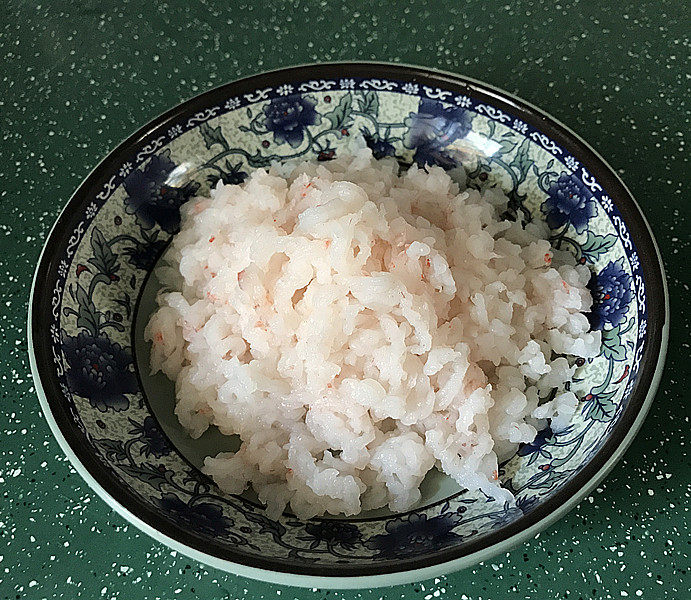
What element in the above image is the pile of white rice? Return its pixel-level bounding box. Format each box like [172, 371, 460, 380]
[146, 147, 601, 519]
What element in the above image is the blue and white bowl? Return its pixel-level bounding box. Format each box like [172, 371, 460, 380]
[29, 63, 668, 588]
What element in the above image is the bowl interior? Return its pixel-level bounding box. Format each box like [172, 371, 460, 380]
[31, 64, 661, 579]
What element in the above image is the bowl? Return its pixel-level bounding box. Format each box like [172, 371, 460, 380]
[28, 63, 668, 588]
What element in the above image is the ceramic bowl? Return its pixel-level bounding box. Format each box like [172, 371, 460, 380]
[29, 63, 668, 588]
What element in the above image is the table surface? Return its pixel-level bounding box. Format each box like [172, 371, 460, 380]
[1, 1, 688, 598]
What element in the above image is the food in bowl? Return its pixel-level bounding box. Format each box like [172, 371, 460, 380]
[145, 147, 601, 519]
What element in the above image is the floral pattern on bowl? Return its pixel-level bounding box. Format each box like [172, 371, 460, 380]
[30, 65, 665, 585]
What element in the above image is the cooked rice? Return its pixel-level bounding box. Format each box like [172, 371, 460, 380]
[146, 147, 600, 519]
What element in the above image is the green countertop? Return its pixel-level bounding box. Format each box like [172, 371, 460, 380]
[1, 1, 688, 598]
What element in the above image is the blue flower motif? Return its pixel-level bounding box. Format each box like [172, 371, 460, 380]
[491, 504, 520, 528]
[517, 426, 554, 459]
[156, 492, 233, 537]
[491, 496, 539, 528]
[124, 149, 200, 234]
[587, 258, 634, 329]
[128, 417, 171, 459]
[303, 521, 362, 551]
[412, 144, 459, 170]
[207, 160, 248, 187]
[364, 512, 462, 557]
[541, 173, 597, 234]
[261, 95, 321, 148]
[62, 331, 137, 412]
[403, 98, 473, 169]
[362, 130, 396, 160]
[515, 495, 540, 514]
[123, 237, 167, 271]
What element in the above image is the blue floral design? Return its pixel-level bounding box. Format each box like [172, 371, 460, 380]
[261, 95, 321, 148]
[62, 331, 137, 412]
[493, 505, 522, 528]
[124, 149, 200, 234]
[587, 258, 634, 329]
[403, 98, 472, 169]
[517, 426, 554, 459]
[515, 495, 540, 514]
[302, 521, 362, 551]
[364, 513, 462, 557]
[207, 160, 248, 187]
[362, 130, 396, 160]
[541, 173, 597, 234]
[128, 416, 171, 458]
[491, 496, 540, 528]
[156, 492, 233, 537]
[123, 237, 168, 271]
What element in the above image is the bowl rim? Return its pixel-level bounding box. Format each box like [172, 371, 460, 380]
[28, 61, 669, 588]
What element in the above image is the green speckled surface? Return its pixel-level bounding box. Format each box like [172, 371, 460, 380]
[1, 1, 688, 598]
